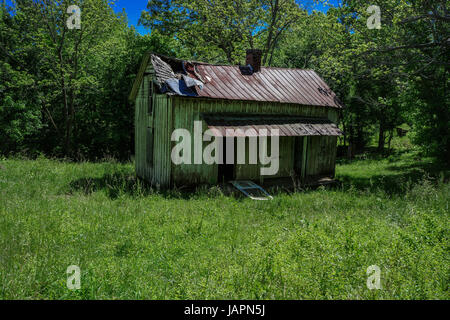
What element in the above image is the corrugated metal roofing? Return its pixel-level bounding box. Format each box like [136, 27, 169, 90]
[202, 114, 343, 137]
[147, 54, 343, 108]
[196, 65, 343, 108]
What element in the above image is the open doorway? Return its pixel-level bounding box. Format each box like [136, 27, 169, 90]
[294, 136, 307, 182]
[218, 137, 235, 183]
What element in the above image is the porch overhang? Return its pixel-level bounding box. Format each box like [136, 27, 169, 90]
[202, 114, 343, 137]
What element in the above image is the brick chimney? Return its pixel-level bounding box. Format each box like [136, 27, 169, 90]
[246, 49, 262, 73]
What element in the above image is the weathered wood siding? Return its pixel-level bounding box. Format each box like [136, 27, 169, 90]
[151, 95, 172, 187]
[169, 97, 339, 185]
[136, 81, 340, 186]
[306, 136, 337, 178]
[135, 64, 172, 187]
[135, 72, 150, 181]
[234, 137, 294, 181]
[170, 97, 218, 186]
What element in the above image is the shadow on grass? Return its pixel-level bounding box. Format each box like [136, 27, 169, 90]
[68, 149, 449, 199]
[68, 173, 230, 200]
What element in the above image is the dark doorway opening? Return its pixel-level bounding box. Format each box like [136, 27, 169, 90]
[294, 136, 307, 181]
[218, 137, 235, 183]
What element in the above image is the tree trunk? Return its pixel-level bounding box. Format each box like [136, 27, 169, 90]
[355, 125, 365, 153]
[378, 121, 385, 152]
[387, 130, 393, 152]
[347, 125, 354, 159]
[262, 0, 278, 65]
[58, 51, 71, 156]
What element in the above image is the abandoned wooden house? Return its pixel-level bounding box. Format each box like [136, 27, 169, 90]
[129, 50, 343, 189]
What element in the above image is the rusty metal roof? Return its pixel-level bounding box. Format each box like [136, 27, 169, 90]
[202, 114, 343, 137]
[195, 65, 343, 108]
[142, 54, 343, 108]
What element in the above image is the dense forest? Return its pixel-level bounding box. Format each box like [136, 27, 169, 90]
[0, 0, 448, 165]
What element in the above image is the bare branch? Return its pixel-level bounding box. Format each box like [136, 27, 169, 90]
[399, 12, 450, 24]
[369, 40, 449, 53]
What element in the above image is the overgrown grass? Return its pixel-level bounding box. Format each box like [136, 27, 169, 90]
[0, 150, 448, 300]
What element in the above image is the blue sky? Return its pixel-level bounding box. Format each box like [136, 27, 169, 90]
[4, 0, 339, 35]
[113, 0, 340, 35]
[113, 1, 149, 34]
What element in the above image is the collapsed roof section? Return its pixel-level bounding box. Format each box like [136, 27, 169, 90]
[130, 52, 344, 109]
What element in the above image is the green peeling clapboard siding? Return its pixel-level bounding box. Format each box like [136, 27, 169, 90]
[234, 136, 294, 181]
[135, 63, 172, 187]
[135, 65, 340, 187]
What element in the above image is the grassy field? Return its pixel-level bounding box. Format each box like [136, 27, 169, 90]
[0, 147, 449, 299]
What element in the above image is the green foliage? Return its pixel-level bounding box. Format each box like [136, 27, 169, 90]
[0, 0, 181, 159]
[0, 96, 42, 153]
[0, 150, 448, 299]
[408, 65, 449, 165]
[0, 0, 448, 165]
[140, 0, 305, 64]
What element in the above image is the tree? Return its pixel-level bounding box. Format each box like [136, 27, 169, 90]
[139, 0, 305, 65]
[274, 0, 448, 160]
[1, 0, 127, 155]
[336, 0, 449, 162]
[1, 0, 179, 159]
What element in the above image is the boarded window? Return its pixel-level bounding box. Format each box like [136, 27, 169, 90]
[146, 127, 154, 166]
